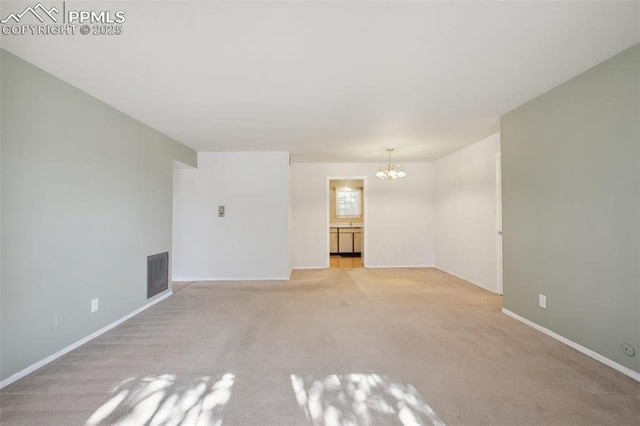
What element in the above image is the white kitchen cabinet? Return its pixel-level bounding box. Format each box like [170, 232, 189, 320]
[338, 231, 354, 253]
[353, 229, 362, 253]
[330, 227, 363, 255]
[330, 229, 338, 253]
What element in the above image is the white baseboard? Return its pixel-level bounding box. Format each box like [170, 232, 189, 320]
[173, 276, 291, 282]
[292, 266, 328, 270]
[501, 308, 640, 382]
[0, 291, 173, 390]
[293, 265, 435, 270]
[435, 266, 500, 294]
[365, 264, 435, 269]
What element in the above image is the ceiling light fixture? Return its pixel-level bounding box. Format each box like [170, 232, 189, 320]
[376, 148, 406, 180]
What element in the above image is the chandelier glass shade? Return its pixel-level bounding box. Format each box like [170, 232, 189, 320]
[375, 148, 406, 180]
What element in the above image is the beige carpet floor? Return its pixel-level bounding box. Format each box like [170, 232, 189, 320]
[1, 268, 638, 425]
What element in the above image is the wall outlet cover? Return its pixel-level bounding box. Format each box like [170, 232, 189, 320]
[91, 298, 99, 313]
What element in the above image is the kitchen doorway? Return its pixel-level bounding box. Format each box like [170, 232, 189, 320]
[327, 178, 366, 268]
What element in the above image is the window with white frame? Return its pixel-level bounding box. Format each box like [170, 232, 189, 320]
[335, 187, 362, 218]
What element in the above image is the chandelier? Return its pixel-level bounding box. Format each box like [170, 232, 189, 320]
[375, 148, 406, 180]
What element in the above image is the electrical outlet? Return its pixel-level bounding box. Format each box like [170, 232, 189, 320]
[538, 294, 547, 309]
[91, 298, 99, 313]
[54, 312, 63, 328]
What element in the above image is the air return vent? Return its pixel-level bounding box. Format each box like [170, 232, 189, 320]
[147, 252, 169, 299]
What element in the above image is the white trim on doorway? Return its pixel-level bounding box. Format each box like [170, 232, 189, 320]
[496, 153, 503, 295]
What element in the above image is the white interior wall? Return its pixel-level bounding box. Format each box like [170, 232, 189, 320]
[434, 133, 501, 293]
[291, 162, 435, 268]
[174, 144, 498, 281]
[172, 152, 290, 280]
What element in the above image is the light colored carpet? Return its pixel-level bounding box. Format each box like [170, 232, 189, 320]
[1, 268, 638, 425]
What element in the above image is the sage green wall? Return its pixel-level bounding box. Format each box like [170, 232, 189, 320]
[0, 50, 197, 381]
[501, 44, 639, 373]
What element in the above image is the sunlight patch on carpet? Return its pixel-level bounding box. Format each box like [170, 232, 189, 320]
[86, 373, 235, 426]
[290, 373, 445, 426]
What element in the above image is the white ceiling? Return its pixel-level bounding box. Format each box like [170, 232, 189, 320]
[2, 1, 639, 162]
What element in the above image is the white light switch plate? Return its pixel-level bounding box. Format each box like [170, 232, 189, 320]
[539, 294, 547, 309]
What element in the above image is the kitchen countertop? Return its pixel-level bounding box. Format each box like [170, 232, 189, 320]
[330, 224, 363, 228]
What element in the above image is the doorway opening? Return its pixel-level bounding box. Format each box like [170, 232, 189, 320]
[328, 178, 365, 269]
[496, 153, 503, 295]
